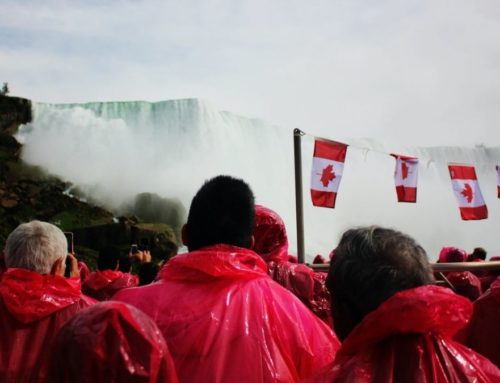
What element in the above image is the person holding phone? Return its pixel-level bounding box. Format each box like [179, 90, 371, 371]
[0, 220, 95, 382]
[82, 246, 139, 301]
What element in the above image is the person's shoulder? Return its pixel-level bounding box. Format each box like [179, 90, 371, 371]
[112, 281, 164, 302]
[251, 277, 317, 314]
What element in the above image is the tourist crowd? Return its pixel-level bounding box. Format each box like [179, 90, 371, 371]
[0, 175, 499, 382]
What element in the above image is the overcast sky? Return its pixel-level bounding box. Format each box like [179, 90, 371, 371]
[2, 0, 500, 146]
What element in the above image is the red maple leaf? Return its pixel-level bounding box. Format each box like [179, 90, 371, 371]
[401, 162, 409, 180]
[461, 183, 474, 203]
[320, 164, 336, 187]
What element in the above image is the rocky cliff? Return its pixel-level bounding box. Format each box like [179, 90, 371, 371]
[0, 96, 179, 269]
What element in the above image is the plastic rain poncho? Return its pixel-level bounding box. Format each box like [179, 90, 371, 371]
[47, 301, 179, 383]
[306, 285, 500, 383]
[83, 269, 138, 301]
[253, 205, 332, 326]
[0, 268, 95, 383]
[114, 244, 340, 383]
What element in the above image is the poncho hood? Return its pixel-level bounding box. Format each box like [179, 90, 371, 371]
[159, 244, 269, 282]
[48, 301, 179, 383]
[0, 268, 83, 324]
[84, 270, 129, 290]
[340, 285, 472, 356]
[252, 205, 290, 263]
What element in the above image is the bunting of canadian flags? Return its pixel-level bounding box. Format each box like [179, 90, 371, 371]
[448, 165, 488, 220]
[309, 135, 498, 220]
[310, 139, 347, 208]
[391, 154, 418, 203]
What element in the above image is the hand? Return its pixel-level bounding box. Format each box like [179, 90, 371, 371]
[141, 250, 152, 263]
[129, 250, 152, 263]
[66, 253, 80, 279]
[129, 250, 141, 262]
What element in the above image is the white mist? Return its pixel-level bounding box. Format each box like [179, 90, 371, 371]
[18, 100, 500, 261]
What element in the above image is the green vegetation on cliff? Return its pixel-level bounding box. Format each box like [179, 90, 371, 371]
[0, 95, 182, 271]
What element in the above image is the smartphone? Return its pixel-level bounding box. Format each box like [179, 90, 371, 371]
[131, 244, 139, 254]
[64, 232, 74, 254]
[64, 231, 75, 278]
[63, 232, 74, 278]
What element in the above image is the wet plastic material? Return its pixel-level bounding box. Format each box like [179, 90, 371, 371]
[306, 285, 500, 383]
[83, 269, 138, 301]
[438, 246, 467, 263]
[47, 301, 179, 383]
[0, 268, 95, 383]
[114, 244, 340, 383]
[253, 205, 333, 325]
[464, 277, 500, 368]
[446, 271, 482, 301]
[478, 256, 500, 292]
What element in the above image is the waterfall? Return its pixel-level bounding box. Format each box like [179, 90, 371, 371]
[18, 99, 500, 261]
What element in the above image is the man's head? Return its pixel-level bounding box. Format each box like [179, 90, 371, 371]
[327, 226, 435, 341]
[97, 246, 121, 271]
[4, 220, 67, 275]
[183, 175, 255, 251]
[469, 247, 487, 261]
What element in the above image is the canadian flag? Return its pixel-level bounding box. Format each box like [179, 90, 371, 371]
[448, 164, 488, 220]
[496, 165, 500, 198]
[310, 139, 347, 208]
[391, 154, 418, 203]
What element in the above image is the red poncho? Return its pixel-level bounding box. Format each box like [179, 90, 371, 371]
[253, 205, 332, 325]
[446, 271, 483, 301]
[463, 277, 500, 368]
[306, 285, 500, 383]
[114, 245, 340, 383]
[0, 268, 95, 383]
[47, 301, 179, 383]
[438, 246, 467, 263]
[83, 269, 138, 301]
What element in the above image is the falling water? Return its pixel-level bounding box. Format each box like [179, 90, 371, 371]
[18, 99, 500, 261]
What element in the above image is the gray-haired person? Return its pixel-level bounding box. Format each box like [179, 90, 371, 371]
[308, 226, 500, 382]
[0, 220, 95, 383]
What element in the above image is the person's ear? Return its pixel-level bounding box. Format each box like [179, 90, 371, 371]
[51, 257, 65, 276]
[181, 224, 188, 246]
[250, 235, 255, 249]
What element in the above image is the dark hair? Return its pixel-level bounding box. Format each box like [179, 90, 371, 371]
[186, 175, 255, 251]
[327, 226, 434, 322]
[470, 247, 487, 261]
[97, 246, 121, 271]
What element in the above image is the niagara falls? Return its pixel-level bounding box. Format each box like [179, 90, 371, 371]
[15, 99, 500, 261]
